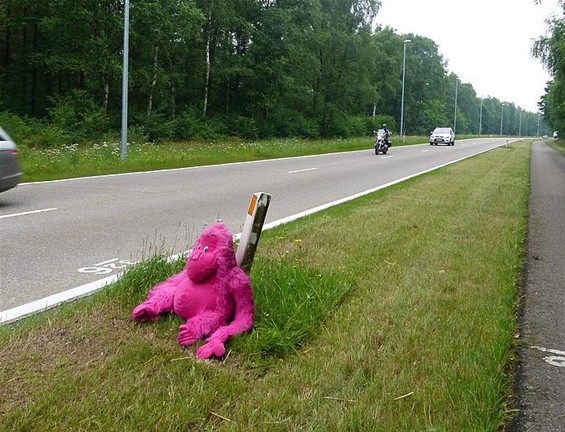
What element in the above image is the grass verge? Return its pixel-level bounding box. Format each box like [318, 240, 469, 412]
[1, 141, 530, 431]
[547, 138, 565, 155]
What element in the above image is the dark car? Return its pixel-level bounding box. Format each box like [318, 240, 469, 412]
[0, 126, 23, 192]
[430, 127, 455, 146]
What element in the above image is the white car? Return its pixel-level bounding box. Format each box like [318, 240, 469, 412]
[430, 127, 455, 146]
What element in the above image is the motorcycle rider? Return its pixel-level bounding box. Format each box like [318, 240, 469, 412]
[381, 124, 391, 146]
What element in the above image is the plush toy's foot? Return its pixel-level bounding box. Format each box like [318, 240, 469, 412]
[131, 304, 159, 322]
[178, 323, 201, 346]
[196, 340, 226, 359]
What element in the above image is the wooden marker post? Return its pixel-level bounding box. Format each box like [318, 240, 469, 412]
[236, 192, 271, 273]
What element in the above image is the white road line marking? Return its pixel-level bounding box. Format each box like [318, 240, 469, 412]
[545, 356, 565, 367]
[0, 275, 119, 324]
[422, 150, 430, 152]
[381, 155, 394, 159]
[288, 168, 318, 174]
[532, 346, 565, 356]
[0, 207, 58, 219]
[531, 346, 565, 367]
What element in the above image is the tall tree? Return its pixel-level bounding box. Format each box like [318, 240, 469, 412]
[128, 0, 203, 117]
[533, 1, 565, 133]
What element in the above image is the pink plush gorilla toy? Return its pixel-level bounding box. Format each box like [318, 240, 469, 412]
[132, 223, 254, 359]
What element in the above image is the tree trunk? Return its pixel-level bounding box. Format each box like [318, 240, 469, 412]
[203, 2, 214, 117]
[31, 21, 38, 115]
[170, 81, 176, 116]
[3, 1, 11, 66]
[147, 45, 159, 116]
[226, 75, 230, 115]
[224, 31, 230, 115]
[103, 79, 109, 112]
[22, 12, 28, 112]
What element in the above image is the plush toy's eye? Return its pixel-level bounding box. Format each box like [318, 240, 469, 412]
[203, 246, 209, 252]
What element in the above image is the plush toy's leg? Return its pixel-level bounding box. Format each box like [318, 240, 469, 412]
[196, 339, 226, 359]
[177, 311, 225, 346]
[195, 324, 244, 360]
[196, 274, 255, 359]
[131, 278, 179, 322]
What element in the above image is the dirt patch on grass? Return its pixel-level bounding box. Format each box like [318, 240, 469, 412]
[1, 305, 143, 413]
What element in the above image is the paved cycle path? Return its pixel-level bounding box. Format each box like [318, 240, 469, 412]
[513, 141, 565, 431]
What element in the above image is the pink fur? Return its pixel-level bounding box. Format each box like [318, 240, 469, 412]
[132, 223, 255, 359]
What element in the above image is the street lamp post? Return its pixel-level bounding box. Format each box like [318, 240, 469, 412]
[500, 103, 504, 136]
[121, 0, 130, 160]
[453, 78, 458, 134]
[479, 99, 483, 136]
[400, 39, 411, 140]
[519, 109, 522, 137]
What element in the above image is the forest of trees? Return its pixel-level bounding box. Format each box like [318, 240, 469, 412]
[0, 0, 551, 146]
[534, 0, 565, 138]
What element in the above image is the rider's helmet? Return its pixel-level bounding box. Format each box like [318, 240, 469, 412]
[382, 123, 388, 129]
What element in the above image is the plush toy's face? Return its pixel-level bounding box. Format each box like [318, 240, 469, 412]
[186, 233, 219, 283]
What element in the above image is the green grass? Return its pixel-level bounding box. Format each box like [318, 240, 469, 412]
[547, 138, 565, 155]
[20, 136, 430, 182]
[1, 140, 531, 431]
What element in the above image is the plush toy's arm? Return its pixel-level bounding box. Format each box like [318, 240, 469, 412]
[196, 270, 254, 359]
[131, 272, 185, 322]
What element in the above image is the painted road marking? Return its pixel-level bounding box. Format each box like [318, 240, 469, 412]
[77, 258, 137, 275]
[532, 346, 565, 367]
[0, 275, 119, 324]
[0, 207, 57, 219]
[288, 168, 318, 174]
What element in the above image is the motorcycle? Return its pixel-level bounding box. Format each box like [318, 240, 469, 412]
[374, 129, 391, 155]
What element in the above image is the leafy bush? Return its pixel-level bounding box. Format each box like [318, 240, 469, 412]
[285, 115, 320, 139]
[47, 90, 110, 144]
[369, 114, 396, 134]
[419, 100, 449, 134]
[0, 111, 69, 148]
[226, 115, 259, 139]
[173, 109, 224, 140]
[126, 125, 149, 145]
[136, 113, 176, 142]
[0, 111, 33, 143]
[346, 115, 369, 137]
[79, 109, 111, 141]
[320, 105, 350, 137]
[30, 123, 70, 148]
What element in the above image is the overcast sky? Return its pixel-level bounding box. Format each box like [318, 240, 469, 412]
[375, 0, 562, 112]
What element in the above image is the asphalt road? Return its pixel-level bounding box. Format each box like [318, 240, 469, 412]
[512, 141, 565, 432]
[0, 138, 514, 319]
